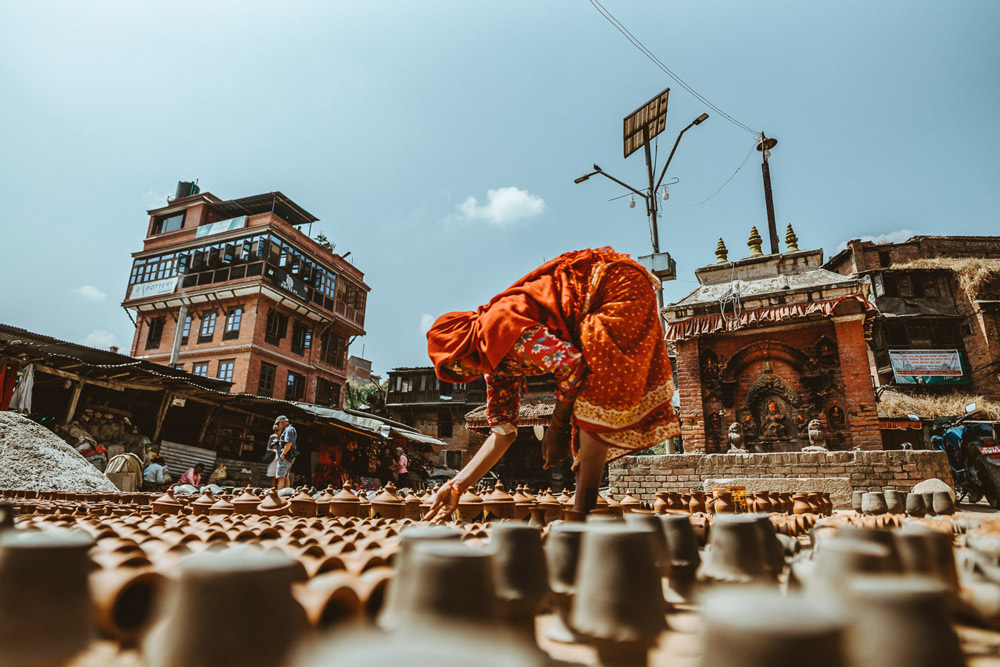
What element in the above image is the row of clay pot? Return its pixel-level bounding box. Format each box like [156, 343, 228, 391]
[653, 489, 834, 516]
[852, 488, 957, 517]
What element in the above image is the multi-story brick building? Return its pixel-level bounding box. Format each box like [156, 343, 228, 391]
[826, 235, 1000, 399]
[663, 227, 881, 453]
[384, 366, 487, 469]
[122, 183, 369, 408]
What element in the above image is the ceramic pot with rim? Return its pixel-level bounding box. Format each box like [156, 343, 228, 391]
[792, 493, 812, 515]
[377, 525, 464, 630]
[653, 491, 670, 514]
[489, 524, 549, 638]
[713, 490, 734, 514]
[883, 489, 904, 515]
[905, 492, 926, 517]
[0, 529, 95, 666]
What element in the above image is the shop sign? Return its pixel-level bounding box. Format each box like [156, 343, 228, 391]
[195, 216, 246, 239]
[267, 266, 309, 301]
[889, 349, 968, 385]
[129, 277, 179, 300]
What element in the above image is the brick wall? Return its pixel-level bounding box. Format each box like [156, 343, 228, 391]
[609, 450, 951, 502]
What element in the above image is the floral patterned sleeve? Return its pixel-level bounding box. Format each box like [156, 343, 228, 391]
[485, 363, 522, 434]
[510, 325, 586, 402]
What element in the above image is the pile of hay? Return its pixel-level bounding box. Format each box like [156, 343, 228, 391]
[892, 257, 1000, 297]
[878, 388, 1000, 420]
[0, 412, 117, 492]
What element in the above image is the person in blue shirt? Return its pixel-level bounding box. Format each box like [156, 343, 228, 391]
[274, 415, 298, 490]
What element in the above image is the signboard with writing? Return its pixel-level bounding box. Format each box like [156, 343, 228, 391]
[623, 87, 670, 158]
[128, 277, 179, 300]
[266, 266, 309, 301]
[195, 216, 247, 239]
[889, 349, 968, 385]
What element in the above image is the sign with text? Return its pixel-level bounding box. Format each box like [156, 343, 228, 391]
[195, 216, 246, 239]
[267, 266, 309, 301]
[623, 87, 670, 158]
[128, 277, 178, 300]
[889, 349, 968, 385]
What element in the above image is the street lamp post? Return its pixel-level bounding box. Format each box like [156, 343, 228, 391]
[574, 112, 709, 313]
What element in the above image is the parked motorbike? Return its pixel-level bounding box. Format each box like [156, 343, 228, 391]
[931, 403, 1000, 508]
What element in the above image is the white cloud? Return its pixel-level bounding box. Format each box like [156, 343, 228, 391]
[454, 186, 545, 226]
[836, 228, 919, 252]
[72, 284, 107, 301]
[419, 313, 436, 335]
[84, 330, 119, 349]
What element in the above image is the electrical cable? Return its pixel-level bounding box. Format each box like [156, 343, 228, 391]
[667, 137, 759, 208]
[587, 0, 760, 136]
[718, 262, 744, 329]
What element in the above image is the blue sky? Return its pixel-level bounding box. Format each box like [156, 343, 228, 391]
[2, 1, 998, 378]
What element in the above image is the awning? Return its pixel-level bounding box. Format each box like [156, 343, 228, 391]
[295, 403, 447, 450]
[465, 400, 556, 430]
[878, 418, 923, 431]
[664, 295, 876, 341]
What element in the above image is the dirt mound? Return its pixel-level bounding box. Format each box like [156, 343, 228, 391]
[0, 412, 117, 492]
[911, 477, 956, 501]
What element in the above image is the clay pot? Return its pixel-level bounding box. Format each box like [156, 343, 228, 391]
[753, 491, 773, 514]
[836, 526, 903, 572]
[144, 548, 306, 667]
[402, 494, 423, 521]
[489, 524, 549, 636]
[713, 490, 734, 514]
[603, 491, 624, 518]
[618, 491, 642, 514]
[385, 541, 497, 630]
[653, 491, 670, 514]
[844, 576, 964, 667]
[482, 481, 516, 521]
[688, 490, 707, 514]
[190, 490, 216, 516]
[699, 588, 847, 667]
[919, 492, 937, 516]
[290, 488, 318, 517]
[151, 488, 184, 515]
[208, 496, 235, 516]
[748, 513, 785, 576]
[510, 486, 534, 521]
[861, 491, 888, 516]
[883, 488, 905, 515]
[371, 483, 404, 520]
[698, 514, 772, 585]
[624, 513, 669, 572]
[258, 489, 291, 516]
[894, 525, 959, 594]
[90, 567, 165, 644]
[796, 539, 893, 595]
[570, 524, 667, 667]
[230, 486, 260, 515]
[378, 524, 464, 630]
[451, 488, 481, 522]
[791, 493, 811, 515]
[851, 490, 865, 514]
[0, 530, 95, 665]
[905, 493, 926, 517]
[314, 486, 335, 517]
[932, 491, 955, 516]
[329, 482, 362, 518]
[543, 522, 589, 643]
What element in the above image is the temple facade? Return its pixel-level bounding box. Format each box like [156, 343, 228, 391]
[663, 226, 881, 454]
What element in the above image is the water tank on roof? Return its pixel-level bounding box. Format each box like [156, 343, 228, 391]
[175, 181, 200, 199]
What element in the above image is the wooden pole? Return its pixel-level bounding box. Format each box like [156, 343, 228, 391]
[152, 392, 173, 443]
[63, 382, 83, 424]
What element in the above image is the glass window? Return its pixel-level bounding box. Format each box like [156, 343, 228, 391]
[153, 211, 185, 235]
[258, 363, 277, 397]
[265, 309, 288, 346]
[193, 362, 209, 377]
[285, 371, 306, 401]
[218, 360, 235, 382]
[225, 308, 242, 332]
[291, 321, 313, 356]
[181, 315, 192, 344]
[145, 317, 165, 350]
[198, 312, 217, 342]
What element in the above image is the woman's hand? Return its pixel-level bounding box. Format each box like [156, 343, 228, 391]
[542, 418, 572, 469]
[422, 481, 460, 522]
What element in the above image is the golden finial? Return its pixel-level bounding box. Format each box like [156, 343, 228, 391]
[715, 238, 729, 263]
[785, 223, 799, 252]
[747, 226, 763, 257]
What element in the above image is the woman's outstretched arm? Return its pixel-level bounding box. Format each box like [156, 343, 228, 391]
[423, 429, 517, 521]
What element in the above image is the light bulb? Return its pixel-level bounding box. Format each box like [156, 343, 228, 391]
[662, 186, 670, 201]
[629, 195, 636, 209]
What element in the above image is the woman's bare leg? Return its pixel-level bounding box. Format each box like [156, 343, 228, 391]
[573, 429, 608, 514]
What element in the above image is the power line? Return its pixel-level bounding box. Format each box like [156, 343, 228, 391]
[587, 0, 760, 136]
[668, 137, 759, 208]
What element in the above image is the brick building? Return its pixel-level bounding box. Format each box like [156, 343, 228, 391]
[826, 235, 1000, 398]
[123, 183, 369, 408]
[384, 367, 487, 469]
[663, 227, 881, 454]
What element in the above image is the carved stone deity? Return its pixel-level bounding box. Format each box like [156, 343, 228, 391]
[802, 419, 828, 452]
[726, 423, 747, 452]
[761, 400, 787, 439]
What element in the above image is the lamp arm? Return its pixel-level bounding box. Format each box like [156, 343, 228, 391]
[594, 170, 648, 199]
[655, 122, 694, 193]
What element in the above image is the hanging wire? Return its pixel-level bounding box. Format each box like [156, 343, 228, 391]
[718, 262, 744, 329]
[668, 137, 759, 209]
[587, 0, 760, 136]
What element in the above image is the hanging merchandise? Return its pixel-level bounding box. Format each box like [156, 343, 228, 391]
[9, 364, 34, 413]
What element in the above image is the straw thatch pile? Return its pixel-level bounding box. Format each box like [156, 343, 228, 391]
[877, 388, 1000, 420]
[892, 257, 1000, 297]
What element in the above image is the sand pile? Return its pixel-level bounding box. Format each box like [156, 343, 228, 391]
[0, 412, 117, 492]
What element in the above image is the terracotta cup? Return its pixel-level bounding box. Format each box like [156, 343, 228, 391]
[377, 524, 463, 630]
[543, 522, 589, 644]
[697, 514, 772, 585]
[0, 529, 95, 667]
[143, 546, 306, 667]
[488, 523, 549, 637]
[90, 567, 166, 644]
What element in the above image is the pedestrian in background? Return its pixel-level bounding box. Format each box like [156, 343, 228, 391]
[265, 421, 283, 489]
[391, 447, 409, 487]
[143, 456, 168, 491]
[178, 463, 204, 488]
[274, 415, 298, 490]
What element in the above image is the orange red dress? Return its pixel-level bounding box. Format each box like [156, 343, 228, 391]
[427, 247, 680, 464]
